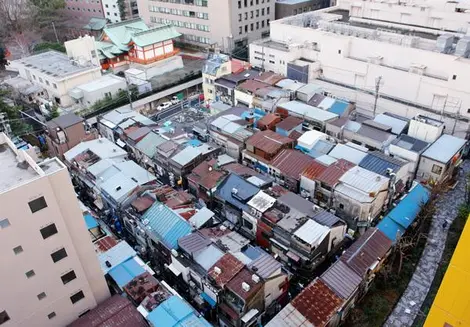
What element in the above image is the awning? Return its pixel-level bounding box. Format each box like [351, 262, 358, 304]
[201, 292, 217, 308]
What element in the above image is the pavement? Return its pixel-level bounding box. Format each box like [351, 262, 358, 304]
[384, 161, 470, 327]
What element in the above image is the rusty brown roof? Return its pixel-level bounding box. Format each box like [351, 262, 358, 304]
[254, 71, 285, 85]
[94, 235, 118, 253]
[316, 159, 355, 187]
[257, 113, 281, 128]
[271, 149, 315, 180]
[131, 195, 155, 213]
[246, 130, 293, 155]
[187, 159, 227, 189]
[289, 130, 303, 140]
[68, 295, 147, 327]
[340, 227, 392, 277]
[291, 279, 343, 327]
[238, 79, 270, 93]
[208, 253, 244, 287]
[222, 162, 258, 177]
[302, 161, 328, 180]
[226, 268, 264, 300]
[275, 116, 303, 131]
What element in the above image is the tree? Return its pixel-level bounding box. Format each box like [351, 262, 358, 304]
[29, 0, 66, 29]
[0, 0, 31, 33]
[33, 42, 65, 54]
[0, 45, 8, 70]
[47, 105, 60, 120]
[0, 91, 32, 136]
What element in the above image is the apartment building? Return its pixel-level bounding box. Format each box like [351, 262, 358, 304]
[0, 133, 110, 327]
[137, 0, 275, 51]
[63, 0, 105, 24]
[102, 0, 139, 23]
[249, 1, 470, 137]
[275, 0, 329, 19]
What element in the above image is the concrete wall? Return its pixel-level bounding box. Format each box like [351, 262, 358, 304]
[102, 0, 122, 23]
[63, 0, 104, 23]
[0, 162, 109, 327]
[65, 36, 100, 67]
[275, 0, 327, 19]
[389, 145, 421, 177]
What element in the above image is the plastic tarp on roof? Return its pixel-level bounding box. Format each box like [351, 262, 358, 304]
[141, 203, 192, 249]
[108, 258, 146, 288]
[84, 214, 99, 230]
[377, 183, 430, 243]
[328, 101, 348, 116]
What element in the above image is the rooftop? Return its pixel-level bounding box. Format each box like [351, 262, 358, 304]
[271, 149, 315, 180]
[294, 219, 330, 246]
[64, 138, 127, 163]
[359, 151, 407, 177]
[320, 260, 362, 300]
[422, 134, 466, 163]
[338, 166, 389, 194]
[247, 191, 276, 213]
[275, 116, 304, 131]
[278, 101, 338, 122]
[316, 159, 355, 187]
[302, 160, 328, 180]
[328, 144, 368, 165]
[208, 253, 245, 287]
[146, 296, 211, 327]
[98, 241, 136, 274]
[14, 51, 98, 80]
[391, 134, 429, 153]
[341, 227, 392, 277]
[178, 232, 211, 257]
[257, 113, 281, 128]
[215, 173, 260, 212]
[135, 131, 167, 158]
[254, 71, 285, 85]
[246, 130, 293, 155]
[68, 295, 147, 327]
[194, 244, 225, 271]
[237, 79, 270, 94]
[373, 113, 409, 135]
[227, 268, 264, 300]
[76, 74, 126, 93]
[46, 113, 83, 130]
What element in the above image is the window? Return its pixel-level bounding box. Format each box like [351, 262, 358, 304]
[245, 25, 248, 32]
[243, 219, 254, 230]
[47, 312, 56, 320]
[453, 74, 457, 80]
[53, 83, 57, 89]
[37, 292, 47, 300]
[256, 9, 259, 16]
[339, 203, 344, 209]
[26, 269, 36, 278]
[244, 12, 248, 19]
[250, 10, 253, 18]
[250, 23, 253, 31]
[239, 26, 242, 34]
[244, 0, 247, 6]
[238, 13, 242, 21]
[28, 196, 47, 213]
[338, 49, 341, 54]
[261, 20, 264, 28]
[70, 290, 85, 304]
[0, 311, 10, 325]
[267, 7, 270, 14]
[51, 248, 68, 263]
[256, 21, 259, 29]
[238, 0, 241, 8]
[256, 0, 259, 3]
[13, 246, 23, 255]
[293, 9, 297, 14]
[431, 164, 443, 175]
[0, 218, 10, 229]
[40, 223, 58, 239]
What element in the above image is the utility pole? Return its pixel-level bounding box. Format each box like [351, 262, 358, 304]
[373, 76, 382, 117]
[125, 77, 134, 110]
[52, 22, 59, 43]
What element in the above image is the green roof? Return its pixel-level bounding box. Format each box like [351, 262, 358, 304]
[131, 25, 182, 47]
[102, 18, 149, 51]
[95, 41, 124, 59]
[83, 17, 108, 31]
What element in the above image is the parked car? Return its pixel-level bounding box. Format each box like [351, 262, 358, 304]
[171, 96, 181, 104]
[157, 102, 172, 111]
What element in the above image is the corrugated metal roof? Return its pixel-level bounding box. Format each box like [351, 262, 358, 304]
[278, 101, 338, 122]
[266, 303, 314, 327]
[341, 228, 392, 277]
[108, 258, 146, 288]
[147, 296, 211, 327]
[194, 244, 225, 271]
[316, 154, 338, 166]
[136, 132, 167, 158]
[47, 113, 83, 129]
[391, 134, 429, 153]
[291, 279, 343, 327]
[131, 25, 181, 47]
[208, 253, 245, 287]
[247, 250, 282, 279]
[308, 93, 326, 107]
[328, 101, 349, 116]
[275, 79, 306, 92]
[377, 183, 430, 243]
[246, 130, 293, 155]
[238, 79, 270, 93]
[321, 260, 362, 300]
[126, 126, 151, 142]
[69, 295, 147, 327]
[275, 116, 303, 131]
[373, 113, 408, 135]
[329, 144, 368, 165]
[294, 219, 330, 245]
[339, 166, 389, 193]
[64, 138, 127, 162]
[215, 174, 259, 212]
[308, 139, 335, 159]
[312, 210, 344, 227]
[297, 130, 327, 150]
[98, 241, 136, 274]
[189, 207, 215, 229]
[141, 203, 192, 249]
[227, 268, 264, 300]
[219, 231, 250, 252]
[271, 149, 315, 180]
[422, 134, 466, 163]
[248, 191, 276, 213]
[302, 161, 328, 180]
[178, 232, 211, 256]
[318, 97, 335, 110]
[84, 214, 99, 230]
[359, 151, 406, 177]
[316, 159, 355, 186]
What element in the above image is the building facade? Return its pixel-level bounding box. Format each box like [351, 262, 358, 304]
[0, 133, 110, 327]
[63, 0, 105, 24]
[275, 0, 329, 19]
[137, 0, 275, 51]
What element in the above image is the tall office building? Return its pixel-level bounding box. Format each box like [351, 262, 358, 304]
[137, 0, 275, 52]
[0, 133, 110, 327]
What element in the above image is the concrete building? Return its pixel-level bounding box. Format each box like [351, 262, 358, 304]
[249, 4, 470, 136]
[202, 53, 231, 101]
[69, 75, 127, 107]
[63, 0, 105, 24]
[46, 113, 97, 159]
[9, 51, 102, 108]
[275, 0, 328, 19]
[138, 0, 275, 51]
[102, 0, 139, 23]
[0, 133, 110, 327]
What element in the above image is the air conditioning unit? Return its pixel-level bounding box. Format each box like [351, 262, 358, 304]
[171, 249, 179, 257]
[252, 274, 260, 283]
[214, 266, 222, 274]
[242, 282, 251, 292]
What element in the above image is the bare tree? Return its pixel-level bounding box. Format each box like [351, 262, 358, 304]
[0, 0, 32, 33]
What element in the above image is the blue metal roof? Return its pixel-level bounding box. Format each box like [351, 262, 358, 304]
[243, 245, 263, 260]
[308, 140, 335, 158]
[359, 151, 405, 177]
[142, 203, 192, 249]
[187, 139, 202, 147]
[215, 174, 259, 212]
[328, 100, 348, 116]
[377, 183, 430, 243]
[201, 292, 217, 307]
[84, 214, 99, 230]
[146, 296, 212, 327]
[108, 258, 146, 288]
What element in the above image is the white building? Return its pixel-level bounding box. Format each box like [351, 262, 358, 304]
[202, 53, 231, 101]
[69, 75, 127, 107]
[9, 51, 101, 108]
[0, 133, 110, 327]
[249, 2, 470, 137]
